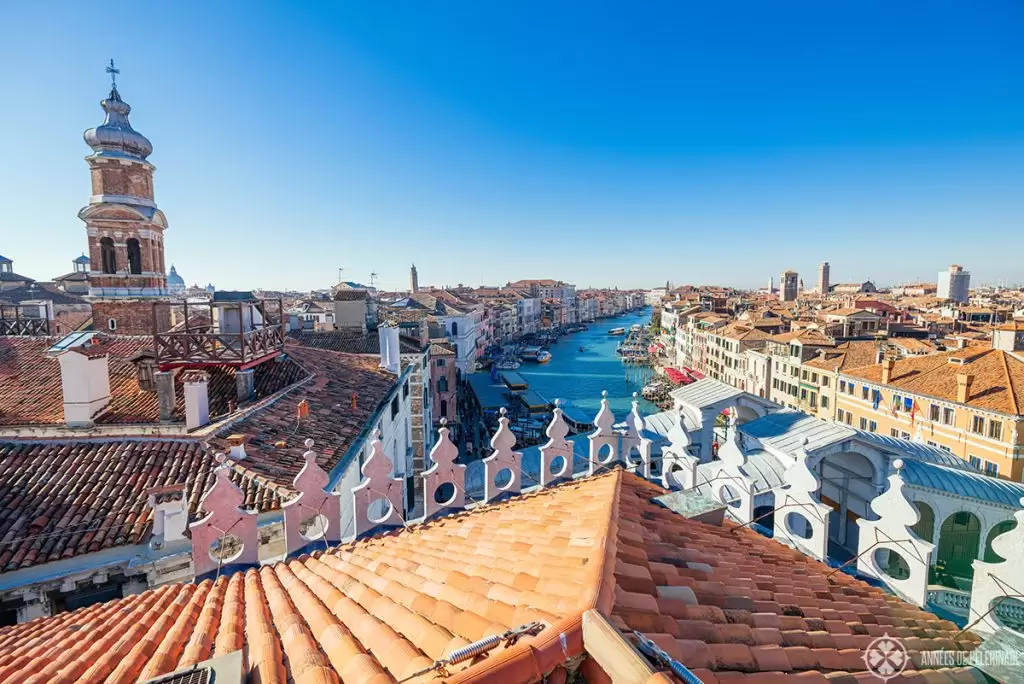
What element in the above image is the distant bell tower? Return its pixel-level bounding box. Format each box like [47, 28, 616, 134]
[410, 263, 419, 293]
[80, 60, 171, 334]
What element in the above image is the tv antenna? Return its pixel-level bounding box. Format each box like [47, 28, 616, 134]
[337, 267, 345, 284]
[370, 272, 379, 288]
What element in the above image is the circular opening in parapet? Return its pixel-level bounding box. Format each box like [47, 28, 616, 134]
[597, 443, 615, 465]
[785, 512, 813, 540]
[299, 513, 329, 541]
[433, 482, 457, 506]
[367, 497, 393, 524]
[665, 464, 686, 489]
[873, 548, 911, 580]
[550, 455, 568, 478]
[208, 534, 245, 564]
[719, 484, 742, 509]
[495, 467, 514, 490]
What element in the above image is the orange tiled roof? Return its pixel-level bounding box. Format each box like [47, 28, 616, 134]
[803, 340, 879, 373]
[0, 336, 307, 427]
[843, 347, 1024, 415]
[0, 440, 221, 572]
[0, 470, 983, 683]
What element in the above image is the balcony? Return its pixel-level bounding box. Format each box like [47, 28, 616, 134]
[153, 295, 285, 369]
[0, 304, 51, 336]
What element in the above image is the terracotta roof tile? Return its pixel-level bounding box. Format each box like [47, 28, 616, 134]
[843, 347, 1024, 415]
[0, 336, 306, 426]
[0, 471, 987, 683]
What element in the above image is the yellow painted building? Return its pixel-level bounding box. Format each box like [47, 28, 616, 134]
[836, 347, 1024, 481]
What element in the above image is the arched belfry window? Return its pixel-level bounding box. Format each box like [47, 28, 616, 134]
[126, 238, 142, 275]
[100, 237, 116, 274]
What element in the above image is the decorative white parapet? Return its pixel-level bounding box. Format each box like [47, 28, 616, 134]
[282, 439, 342, 554]
[189, 453, 259, 577]
[856, 460, 935, 607]
[660, 411, 697, 490]
[588, 391, 619, 475]
[774, 437, 831, 562]
[482, 408, 522, 502]
[422, 419, 466, 517]
[352, 430, 405, 537]
[620, 393, 655, 477]
[539, 399, 574, 487]
[705, 417, 756, 524]
[968, 496, 1024, 637]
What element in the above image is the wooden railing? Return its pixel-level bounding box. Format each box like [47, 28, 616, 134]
[0, 318, 49, 336]
[155, 324, 284, 365]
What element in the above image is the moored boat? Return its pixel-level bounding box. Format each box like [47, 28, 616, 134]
[609, 327, 626, 336]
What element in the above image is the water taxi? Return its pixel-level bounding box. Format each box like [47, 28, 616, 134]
[520, 346, 553, 363]
[631, 324, 643, 332]
[494, 358, 521, 370]
[609, 327, 626, 336]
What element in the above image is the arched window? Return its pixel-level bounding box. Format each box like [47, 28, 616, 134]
[440, 401, 447, 418]
[126, 238, 142, 275]
[450, 321, 458, 336]
[100, 237, 116, 274]
[438, 377, 448, 394]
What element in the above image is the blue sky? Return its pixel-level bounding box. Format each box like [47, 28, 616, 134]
[1, 1, 1022, 291]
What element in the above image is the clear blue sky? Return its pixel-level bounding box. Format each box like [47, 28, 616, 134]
[1, 1, 1022, 292]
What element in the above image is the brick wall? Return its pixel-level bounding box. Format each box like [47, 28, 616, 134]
[92, 300, 170, 336]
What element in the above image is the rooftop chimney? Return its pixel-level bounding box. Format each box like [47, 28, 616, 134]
[881, 357, 896, 385]
[182, 370, 210, 430]
[956, 373, 974, 404]
[146, 484, 188, 546]
[225, 434, 250, 460]
[58, 346, 111, 427]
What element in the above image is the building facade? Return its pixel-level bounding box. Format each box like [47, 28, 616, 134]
[938, 264, 970, 303]
[837, 347, 1024, 481]
[780, 270, 798, 302]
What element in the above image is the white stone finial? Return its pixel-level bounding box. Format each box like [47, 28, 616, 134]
[893, 458, 904, 471]
[483, 405, 522, 502]
[352, 430, 404, 536]
[423, 417, 465, 517]
[540, 404, 573, 486]
[304, 438, 315, 450]
[214, 451, 227, 466]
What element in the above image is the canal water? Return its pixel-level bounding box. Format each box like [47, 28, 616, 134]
[516, 308, 657, 418]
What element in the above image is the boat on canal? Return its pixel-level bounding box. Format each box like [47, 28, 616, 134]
[608, 327, 626, 336]
[520, 346, 552, 363]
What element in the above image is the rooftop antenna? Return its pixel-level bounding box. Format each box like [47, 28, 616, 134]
[370, 272, 378, 288]
[337, 266, 344, 284]
[105, 59, 120, 88]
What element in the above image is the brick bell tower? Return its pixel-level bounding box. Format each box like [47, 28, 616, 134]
[80, 60, 171, 335]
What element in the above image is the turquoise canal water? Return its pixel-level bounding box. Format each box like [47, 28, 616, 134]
[515, 309, 657, 417]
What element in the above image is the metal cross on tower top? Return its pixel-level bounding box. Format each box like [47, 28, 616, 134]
[106, 59, 120, 88]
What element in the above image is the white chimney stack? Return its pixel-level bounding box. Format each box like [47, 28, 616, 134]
[378, 325, 390, 370]
[182, 370, 210, 430]
[58, 345, 111, 427]
[226, 434, 250, 460]
[146, 484, 188, 545]
[386, 325, 401, 374]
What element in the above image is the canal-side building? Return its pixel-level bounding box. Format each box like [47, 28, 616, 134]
[837, 344, 1024, 480]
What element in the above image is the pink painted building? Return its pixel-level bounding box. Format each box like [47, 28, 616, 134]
[430, 342, 458, 425]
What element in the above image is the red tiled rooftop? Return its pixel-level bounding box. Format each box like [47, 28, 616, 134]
[0, 336, 308, 427]
[0, 471, 985, 683]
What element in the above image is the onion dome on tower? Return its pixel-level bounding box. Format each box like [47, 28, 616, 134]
[82, 68, 153, 162]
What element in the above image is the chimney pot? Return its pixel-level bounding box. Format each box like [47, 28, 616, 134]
[881, 357, 896, 385]
[226, 433, 250, 460]
[182, 370, 210, 430]
[956, 373, 974, 404]
[58, 347, 111, 427]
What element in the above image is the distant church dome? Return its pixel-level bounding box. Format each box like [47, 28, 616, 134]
[167, 264, 185, 293]
[83, 85, 153, 161]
